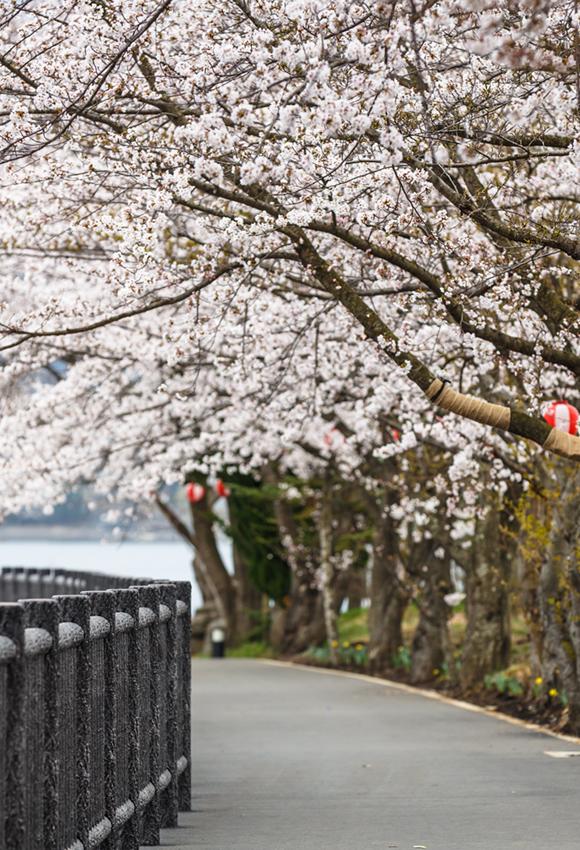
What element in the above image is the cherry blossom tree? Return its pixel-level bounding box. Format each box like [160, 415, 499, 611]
[0, 0, 579, 722]
[0, 0, 578, 467]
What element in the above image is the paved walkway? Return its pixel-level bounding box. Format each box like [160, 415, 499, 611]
[159, 659, 579, 849]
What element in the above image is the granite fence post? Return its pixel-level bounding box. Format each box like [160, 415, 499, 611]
[55, 593, 91, 850]
[115, 587, 141, 850]
[175, 580, 192, 812]
[0, 568, 17, 602]
[36, 569, 54, 599]
[0, 603, 25, 850]
[18, 568, 32, 600]
[83, 589, 117, 850]
[22, 598, 60, 850]
[133, 583, 161, 846]
[158, 582, 178, 828]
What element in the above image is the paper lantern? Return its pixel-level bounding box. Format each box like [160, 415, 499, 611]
[323, 428, 336, 447]
[323, 427, 346, 447]
[542, 400, 579, 435]
[185, 482, 205, 503]
[215, 479, 230, 498]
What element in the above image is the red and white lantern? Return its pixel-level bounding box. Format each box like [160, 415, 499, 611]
[542, 400, 579, 435]
[215, 479, 230, 498]
[185, 482, 206, 504]
[323, 427, 346, 448]
[323, 427, 337, 447]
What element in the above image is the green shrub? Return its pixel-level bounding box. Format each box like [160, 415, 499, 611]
[307, 645, 332, 663]
[305, 641, 369, 667]
[392, 645, 412, 672]
[484, 671, 524, 698]
[338, 641, 368, 667]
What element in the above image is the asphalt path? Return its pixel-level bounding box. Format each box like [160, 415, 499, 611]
[159, 659, 580, 849]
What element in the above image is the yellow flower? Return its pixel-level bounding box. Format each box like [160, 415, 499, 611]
[330, 640, 339, 648]
[534, 676, 543, 685]
[343, 641, 350, 648]
[549, 688, 558, 698]
[355, 643, 363, 651]
[432, 668, 440, 676]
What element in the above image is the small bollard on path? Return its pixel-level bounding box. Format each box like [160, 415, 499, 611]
[211, 627, 226, 658]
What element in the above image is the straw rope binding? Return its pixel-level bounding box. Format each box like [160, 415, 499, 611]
[426, 379, 511, 430]
[426, 379, 580, 461]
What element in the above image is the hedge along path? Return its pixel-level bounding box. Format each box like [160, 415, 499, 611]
[263, 660, 580, 748]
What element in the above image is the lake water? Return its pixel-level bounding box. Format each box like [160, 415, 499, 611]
[0, 539, 205, 611]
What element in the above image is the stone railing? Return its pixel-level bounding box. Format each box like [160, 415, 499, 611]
[0, 567, 191, 850]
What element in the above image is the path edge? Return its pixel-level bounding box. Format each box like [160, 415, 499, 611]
[260, 658, 580, 747]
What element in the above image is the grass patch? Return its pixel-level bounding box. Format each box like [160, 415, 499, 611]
[338, 607, 369, 643]
[402, 603, 420, 640]
[227, 641, 274, 659]
[337, 605, 531, 668]
[338, 603, 426, 644]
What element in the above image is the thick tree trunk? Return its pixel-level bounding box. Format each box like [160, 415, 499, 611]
[331, 567, 350, 614]
[189, 498, 238, 636]
[460, 502, 511, 690]
[346, 568, 365, 610]
[319, 489, 339, 662]
[232, 546, 263, 642]
[270, 604, 288, 652]
[513, 509, 543, 677]
[191, 553, 213, 605]
[156, 493, 239, 641]
[411, 551, 452, 683]
[539, 468, 580, 732]
[278, 580, 326, 654]
[368, 497, 407, 673]
[266, 467, 326, 654]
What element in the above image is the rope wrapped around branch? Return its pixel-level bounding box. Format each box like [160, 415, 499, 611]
[544, 427, 580, 461]
[426, 379, 511, 429]
[426, 379, 580, 461]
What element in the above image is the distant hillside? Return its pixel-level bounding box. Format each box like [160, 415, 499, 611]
[2, 486, 180, 540]
[5, 490, 92, 526]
